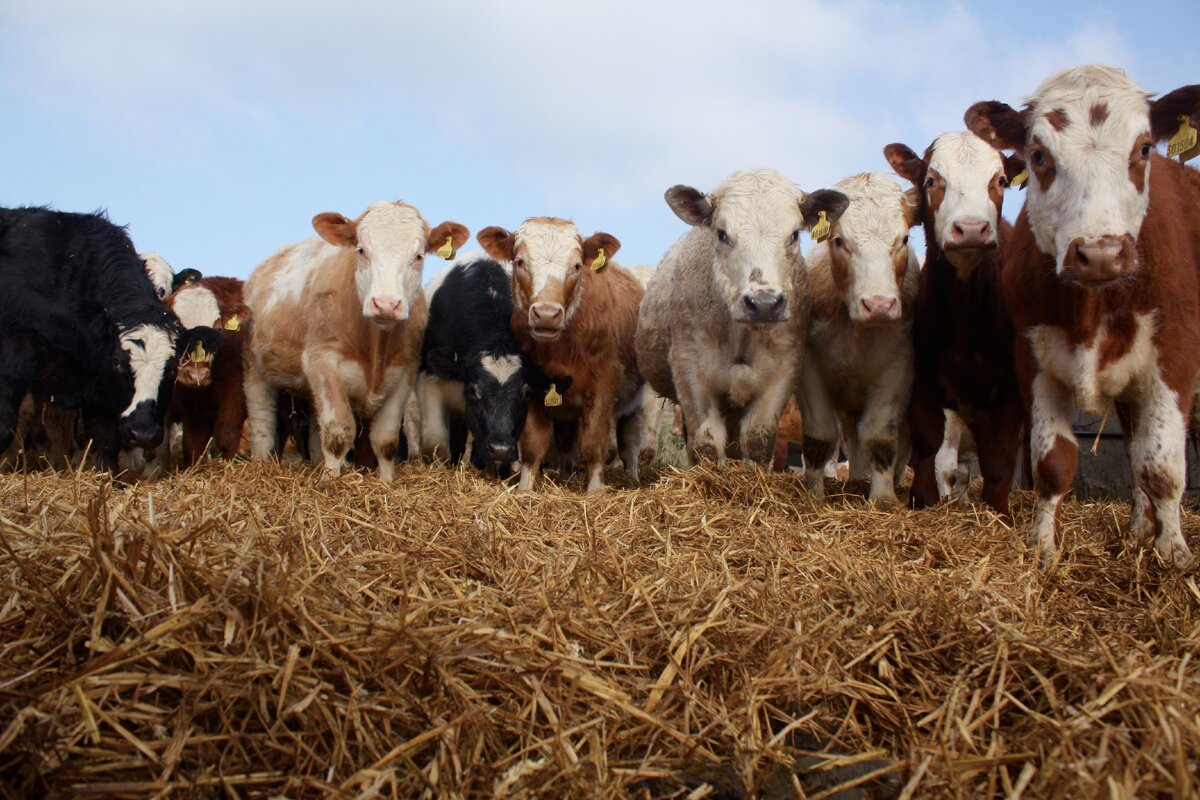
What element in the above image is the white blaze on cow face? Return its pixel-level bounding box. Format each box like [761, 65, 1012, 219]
[481, 353, 521, 384]
[119, 324, 177, 417]
[927, 133, 1007, 270]
[816, 173, 919, 325]
[1023, 67, 1153, 277]
[170, 285, 220, 329]
[140, 253, 174, 299]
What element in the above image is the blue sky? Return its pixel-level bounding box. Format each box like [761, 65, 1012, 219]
[2, 1, 1197, 283]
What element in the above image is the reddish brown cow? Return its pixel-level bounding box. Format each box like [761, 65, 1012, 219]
[966, 65, 1200, 567]
[167, 277, 251, 466]
[478, 218, 644, 492]
[884, 132, 1026, 518]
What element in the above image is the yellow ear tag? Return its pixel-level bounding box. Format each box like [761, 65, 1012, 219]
[1167, 115, 1198, 162]
[1009, 168, 1028, 188]
[223, 315, 240, 332]
[810, 210, 831, 243]
[190, 341, 213, 364]
[544, 383, 562, 407]
[436, 235, 454, 260]
[591, 248, 607, 273]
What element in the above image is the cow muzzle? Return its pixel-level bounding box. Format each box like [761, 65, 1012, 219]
[529, 302, 565, 340]
[177, 361, 212, 389]
[854, 294, 901, 326]
[733, 290, 788, 324]
[367, 295, 407, 325]
[118, 403, 163, 449]
[1062, 235, 1136, 287]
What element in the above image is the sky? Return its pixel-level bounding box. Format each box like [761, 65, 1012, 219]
[2, 1, 1197, 283]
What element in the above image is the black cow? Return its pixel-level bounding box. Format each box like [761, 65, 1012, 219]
[416, 258, 568, 472]
[0, 207, 208, 471]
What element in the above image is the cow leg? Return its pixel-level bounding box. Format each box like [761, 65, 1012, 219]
[616, 409, 645, 483]
[934, 412, 961, 500]
[976, 394, 1023, 522]
[798, 363, 838, 501]
[181, 418, 212, 468]
[417, 372, 451, 461]
[580, 395, 616, 493]
[857, 408, 901, 510]
[368, 375, 412, 484]
[214, 387, 246, 460]
[308, 362, 355, 478]
[447, 415, 468, 465]
[244, 363, 277, 459]
[81, 411, 120, 474]
[738, 371, 791, 467]
[1028, 371, 1077, 567]
[518, 408, 553, 491]
[1129, 376, 1193, 567]
[0, 345, 35, 458]
[909, 381, 945, 509]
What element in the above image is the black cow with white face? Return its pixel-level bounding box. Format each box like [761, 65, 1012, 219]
[0, 207, 209, 471]
[417, 258, 569, 473]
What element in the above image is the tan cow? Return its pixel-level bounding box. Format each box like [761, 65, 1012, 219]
[243, 201, 468, 481]
[799, 172, 920, 507]
[477, 217, 644, 492]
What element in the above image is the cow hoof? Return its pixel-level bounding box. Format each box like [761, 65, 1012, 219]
[693, 441, 720, 463]
[1156, 536, 1195, 569]
[743, 427, 774, 465]
[870, 493, 900, 511]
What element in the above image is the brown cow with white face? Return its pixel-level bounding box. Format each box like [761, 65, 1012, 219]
[478, 217, 644, 493]
[243, 201, 469, 481]
[966, 65, 1200, 567]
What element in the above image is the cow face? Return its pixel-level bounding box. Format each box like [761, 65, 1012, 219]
[664, 169, 849, 324]
[426, 347, 570, 469]
[140, 253, 174, 300]
[169, 284, 222, 387]
[966, 65, 1200, 286]
[477, 218, 616, 341]
[884, 134, 1023, 278]
[112, 322, 180, 448]
[819, 173, 919, 325]
[313, 202, 469, 328]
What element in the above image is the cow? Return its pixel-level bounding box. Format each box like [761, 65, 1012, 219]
[965, 65, 1200, 567]
[167, 276, 250, 466]
[243, 201, 469, 482]
[883, 132, 1027, 518]
[798, 172, 920, 507]
[0, 208, 203, 471]
[637, 169, 849, 469]
[140, 252, 201, 301]
[477, 218, 644, 492]
[416, 256, 568, 472]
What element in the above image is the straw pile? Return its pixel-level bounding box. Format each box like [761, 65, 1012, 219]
[1, 459, 1197, 798]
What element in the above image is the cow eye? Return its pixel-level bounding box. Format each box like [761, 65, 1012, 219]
[514, 258, 525, 269]
[1141, 142, 1152, 158]
[716, 229, 730, 245]
[575, 262, 582, 272]
[998, 175, 1009, 188]
[356, 247, 365, 255]
[923, 177, 935, 189]
[902, 235, 910, 245]
[833, 236, 846, 249]
[1031, 150, 1045, 167]
[790, 229, 801, 244]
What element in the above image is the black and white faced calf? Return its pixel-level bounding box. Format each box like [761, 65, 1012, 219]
[0, 208, 207, 471]
[416, 258, 568, 471]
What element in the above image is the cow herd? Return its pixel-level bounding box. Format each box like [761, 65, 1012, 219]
[1, 65, 1198, 570]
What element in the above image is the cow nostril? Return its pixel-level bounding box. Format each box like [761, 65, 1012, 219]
[743, 295, 758, 312]
[1075, 248, 1089, 267]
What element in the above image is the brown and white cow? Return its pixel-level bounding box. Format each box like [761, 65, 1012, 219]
[637, 169, 848, 467]
[966, 65, 1200, 567]
[477, 218, 644, 492]
[799, 172, 920, 507]
[167, 277, 251, 466]
[883, 132, 1027, 518]
[244, 201, 469, 481]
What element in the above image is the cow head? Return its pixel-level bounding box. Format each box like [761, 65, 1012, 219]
[110, 318, 183, 449]
[884, 133, 1024, 278]
[477, 218, 616, 341]
[139, 253, 175, 300]
[313, 202, 469, 328]
[814, 173, 919, 325]
[425, 347, 570, 470]
[966, 65, 1200, 286]
[664, 169, 849, 324]
[168, 283, 223, 387]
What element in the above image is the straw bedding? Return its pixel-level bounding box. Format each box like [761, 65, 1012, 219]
[0, 459, 1197, 798]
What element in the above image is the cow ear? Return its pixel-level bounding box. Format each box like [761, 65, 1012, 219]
[477, 226, 517, 261]
[883, 143, 924, 185]
[312, 212, 358, 246]
[177, 325, 223, 359]
[583, 232, 620, 270]
[664, 185, 713, 226]
[964, 101, 1027, 153]
[1150, 84, 1200, 143]
[172, 268, 202, 292]
[1003, 153, 1027, 190]
[902, 187, 922, 229]
[424, 348, 462, 380]
[800, 189, 850, 228]
[427, 221, 471, 259]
